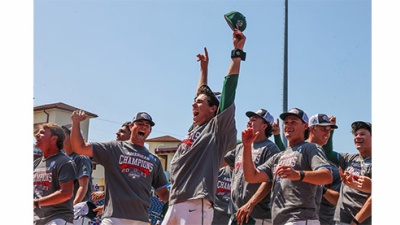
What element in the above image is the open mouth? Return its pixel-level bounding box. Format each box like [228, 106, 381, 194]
[138, 131, 145, 137]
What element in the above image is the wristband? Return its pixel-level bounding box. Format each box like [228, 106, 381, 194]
[34, 199, 40, 208]
[299, 170, 305, 181]
[231, 49, 246, 61]
[352, 218, 360, 225]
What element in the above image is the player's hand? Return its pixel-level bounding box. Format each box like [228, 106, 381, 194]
[236, 202, 255, 225]
[93, 205, 104, 216]
[71, 110, 88, 123]
[274, 165, 299, 180]
[196, 47, 209, 72]
[233, 29, 246, 50]
[272, 119, 280, 135]
[329, 116, 336, 125]
[91, 191, 105, 203]
[241, 128, 259, 148]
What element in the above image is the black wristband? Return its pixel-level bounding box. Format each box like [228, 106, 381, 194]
[231, 49, 246, 61]
[352, 218, 360, 225]
[34, 199, 40, 208]
[299, 170, 305, 181]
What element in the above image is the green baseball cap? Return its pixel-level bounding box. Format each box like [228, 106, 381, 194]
[224, 11, 247, 32]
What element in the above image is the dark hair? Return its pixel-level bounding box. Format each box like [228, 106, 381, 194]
[197, 85, 220, 108]
[41, 123, 65, 150]
[264, 121, 273, 138]
[122, 121, 131, 129]
[61, 125, 71, 136]
[304, 127, 310, 140]
[351, 121, 372, 135]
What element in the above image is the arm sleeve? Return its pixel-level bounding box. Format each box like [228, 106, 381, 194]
[218, 74, 238, 113]
[273, 134, 286, 151]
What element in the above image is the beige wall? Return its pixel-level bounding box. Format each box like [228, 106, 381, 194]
[147, 142, 178, 173]
[34, 109, 90, 142]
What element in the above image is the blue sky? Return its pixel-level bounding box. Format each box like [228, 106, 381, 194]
[2, 0, 399, 223]
[34, 0, 370, 154]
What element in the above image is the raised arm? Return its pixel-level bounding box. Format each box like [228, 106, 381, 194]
[272, 119, 286, 151]
[196, 47, 209, 95]
[70, 110, 93, 158]
[218, 29, 247, 113]
[227, 29, 246, 76]
[241, 128, 269, 183]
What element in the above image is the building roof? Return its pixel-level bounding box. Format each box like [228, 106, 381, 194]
[146, 135, 180, 143]
[34, 102, 98, 118]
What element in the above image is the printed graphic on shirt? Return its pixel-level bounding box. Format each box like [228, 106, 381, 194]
[345, 159, 368, 180]
[33, 161, 55, 197]
[216, 176, 231, 201]
[179, 127, 203, 154]
[235, 150, 261, 175]
[118, 152, 154, 179]
[273, 151, 298, 183]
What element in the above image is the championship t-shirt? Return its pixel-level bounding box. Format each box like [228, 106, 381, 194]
[258, 142, 332, 224]
[334, 154, 371, 224]
[92, 141, 168, 222]
[34, 152, 77, 225]
[225, 139, 280, 219]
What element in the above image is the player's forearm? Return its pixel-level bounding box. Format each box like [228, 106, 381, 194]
[227, 58, 241, 76]
[248, 181, 272, 206]
[354, 196, 372, 224]
[323, 188, 340, 205]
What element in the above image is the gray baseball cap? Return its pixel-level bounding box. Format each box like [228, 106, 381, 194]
[309, 114, 338, 129]
[246, 108, 274, 124]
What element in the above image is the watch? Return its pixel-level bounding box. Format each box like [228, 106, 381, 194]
[231, 49, 246, 61]
[299, 170, 305, 181]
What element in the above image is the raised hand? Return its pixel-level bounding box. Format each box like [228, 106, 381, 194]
[71, 110, 88, 123]
[272, 119, 280, 135]
[196, 47, 209, 72]
[233, 29, 246, 50]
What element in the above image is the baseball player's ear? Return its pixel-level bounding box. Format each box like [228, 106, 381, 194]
[210, 105, 218, 113]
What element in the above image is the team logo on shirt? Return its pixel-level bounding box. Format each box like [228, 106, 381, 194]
[119, 154, 154, 179]
[217, 177, 231, 201]
[273, 151, 298, 183]
[34, 167, 52, 197]
[180, 129, 201, 154]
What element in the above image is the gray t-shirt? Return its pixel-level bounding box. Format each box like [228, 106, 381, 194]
[334, 154, 372, 224]
[169, 104, 237, 205]
[69, 152, 93, 202]
[225, 139, 280, 219]
[91, 141, 168, 222]
[319, 163, 341, 225]
[258, 142, 332, 224]
[212, 166, 233, 225]
[34, 152, 78, 225]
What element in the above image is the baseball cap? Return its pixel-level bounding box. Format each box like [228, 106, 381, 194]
[224, 11, 247, 32]
[246, 108, 274, 124]
[351, 121, 371, 133]
[61, 124, 85, 139]
[132, 112, 155, 127]
[309, 114, 338, 129]
[280, 108, 309, 123]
